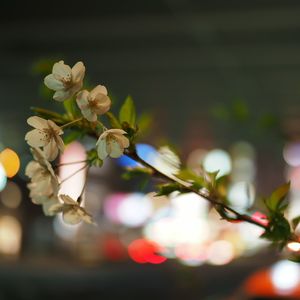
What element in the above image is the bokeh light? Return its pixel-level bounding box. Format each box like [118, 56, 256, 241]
[0, 215, 22, 256]
[271, 260, 300, 293]
[128, 239, 166, 264]
[1, 181, 22, 209]
[117, 193, 153, 228]
[228, 182, 255, 210]
[53, 214, 81, 241]
[0, 148, 20, 178]
[207, 240, 235, 265]
[283, 142, 300, 167]
[203, 149, 232, 177]
[0, 163, 7, 192]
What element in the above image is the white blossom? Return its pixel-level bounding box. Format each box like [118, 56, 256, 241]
[76, 85, 111, 122]
[96, 129, 130, 160]
[25, 116, 64, 161]
[44, 60, 85, 101]
[26, 148, 59, 204]
[54, 194, 94, 225]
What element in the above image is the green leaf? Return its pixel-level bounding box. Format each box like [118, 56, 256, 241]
[206, 170, 220, 188]
[122, 167, 153, 180]
[105, 112, 121, 129]
[119, 95, 136, 128]
[156, 182, 186, 197]
[265, 182, 290, 212]
[261, 212, 291, 247]
[292, 216, 300, 230]
[63, 131, 83, 145]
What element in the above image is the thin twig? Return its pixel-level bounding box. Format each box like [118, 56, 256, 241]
[125, 149, 269, 230]
[59, 164, 89, 185]
[54, 160, 89, 168]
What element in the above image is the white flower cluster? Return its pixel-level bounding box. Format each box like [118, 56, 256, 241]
[25, 60, 130, 224]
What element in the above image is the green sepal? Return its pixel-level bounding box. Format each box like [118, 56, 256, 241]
[87, 149, 103, 168]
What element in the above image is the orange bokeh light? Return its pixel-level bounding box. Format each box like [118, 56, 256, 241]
[0, 148, 20, 178]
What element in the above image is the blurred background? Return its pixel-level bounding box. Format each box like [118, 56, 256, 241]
[2, 0, 300, 299]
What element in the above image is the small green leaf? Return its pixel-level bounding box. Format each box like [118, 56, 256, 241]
[119, 95, 136, 128]
[265, 182, 290, 212]
[156, 182, 186, 197]
[292, 216, 300, 230]
[122, 167, 152, 180]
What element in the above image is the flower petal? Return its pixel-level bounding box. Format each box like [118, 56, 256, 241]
[97, 138, 108, 160]
[76, 90, 89, 109]
[47, 120, 63, 135]
[52, 61, 72, 80]
[43, 198, 63, 216]
[27, 116, 49, 130]
[108, 140, 123, 158]
[25, 129, 49, 148]
[115, 135, 130, 148]
[53, 90, 71, 102]
[44, 138, 59, 161]
[63, 207, 82, 225]
[107, 129, 127, 135]
[44, 74, 65, 91]
[60, 194, 77, 205]
[93, 94, 111, 115]
[71, 61, 85, 83]
[90, 85, 107, 98]
[82, 109, 97, 122]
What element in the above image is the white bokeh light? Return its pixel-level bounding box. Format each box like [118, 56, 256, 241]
[203, 149, 232, 177]
[271, 260, 300, 293]
[228, 182, 255, 210]
[117, 193, 153, 227]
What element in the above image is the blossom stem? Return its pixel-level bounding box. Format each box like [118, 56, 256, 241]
[54, 160, 89, 168]
[59, 164, 89, 185]
[60, 117, 83, 129]
[97, 120, 107, 131]
[78, 168, 90, 204]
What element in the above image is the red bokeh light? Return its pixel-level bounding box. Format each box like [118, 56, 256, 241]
[128, 239, 167, 264]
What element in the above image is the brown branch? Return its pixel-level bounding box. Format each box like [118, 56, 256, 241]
[125, 149, 269, 230]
